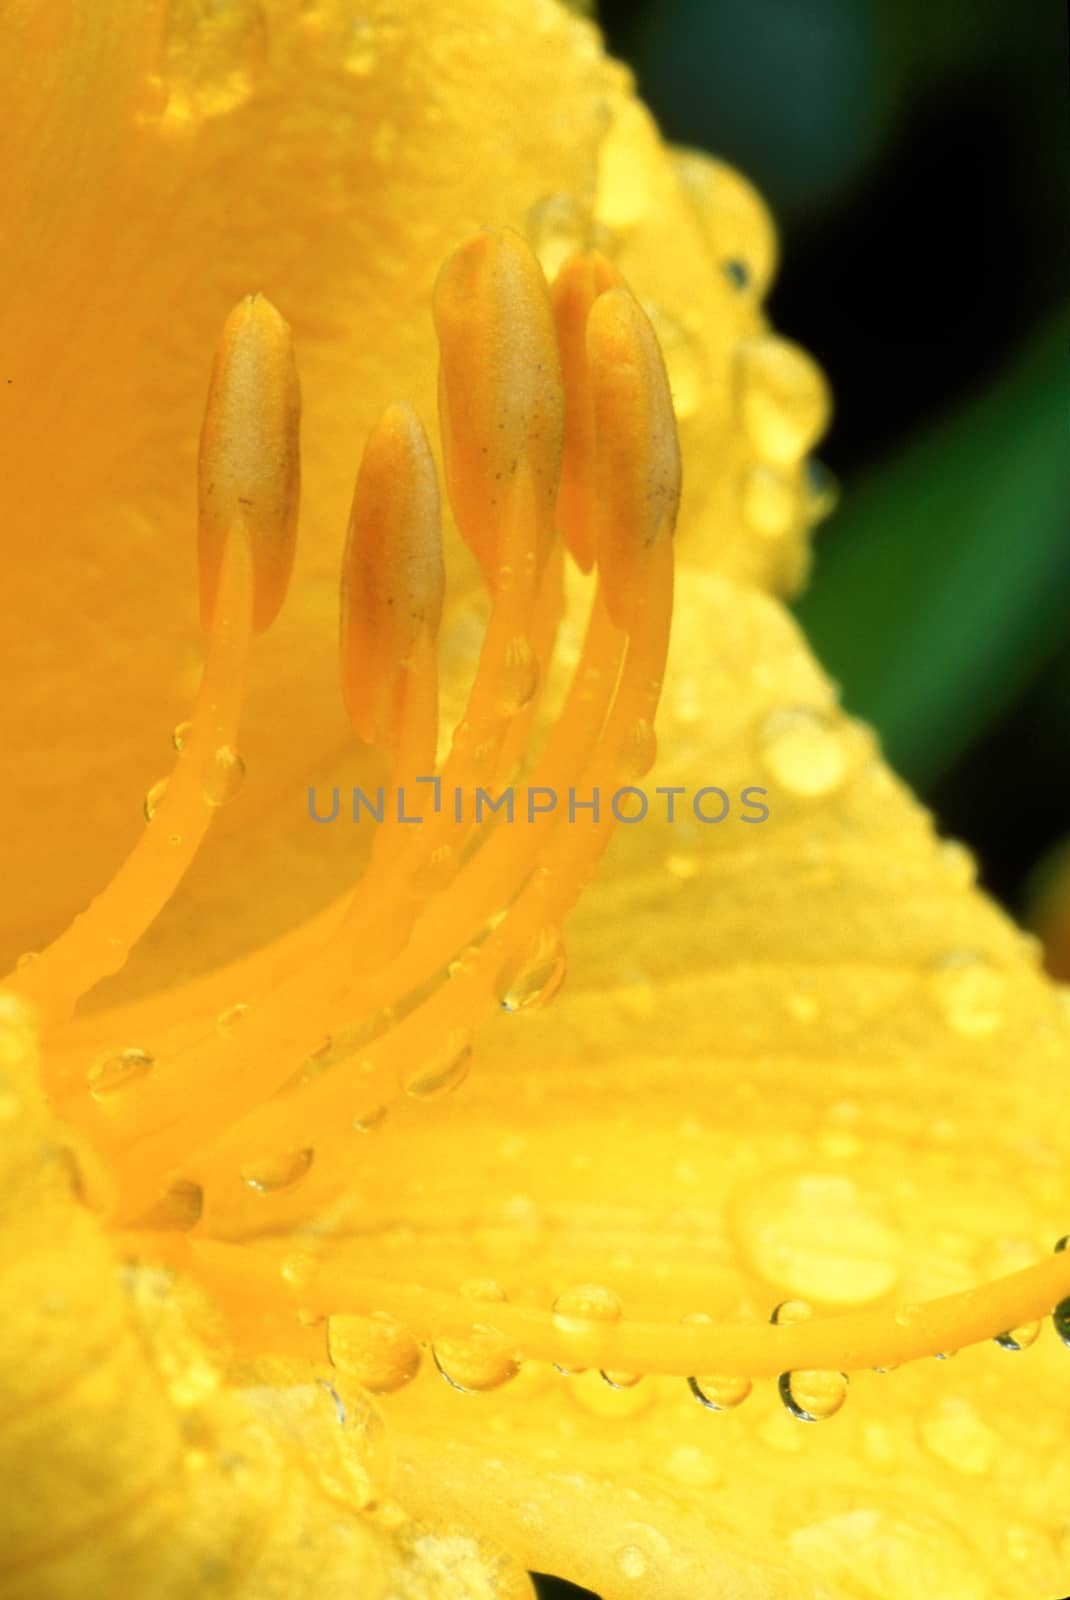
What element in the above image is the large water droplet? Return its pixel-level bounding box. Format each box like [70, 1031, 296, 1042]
[759, 705, 849, 797]
[616, 1545, 649, 1581]
[402, 1028, 472, 1099]
[732, 1169, 901, 1306]
[779, 1368, 848, 1423]
[204, 745, 246, 807]
[88, 1047, 154, 1100]
[742, 465, 797, 540]
[240, 1146, 313, 1194]
[151, 0, 267, 123]
[919, 1396, 996, 1475]
[496, 634, 540, 716]
[551, 1283, 622, 1335]
[144, 778, 169, 822]
[929, 950, 1006, 1038]
[432, 1323, 519, 1393]
[498, 930, 567, 1014]
[770, 1298, 814, 1327]
[737, 336, 829, 466]
[526, 192, 591, 278]
[328, 1312, 421, 1392]
[137, 1178, 204, 1232]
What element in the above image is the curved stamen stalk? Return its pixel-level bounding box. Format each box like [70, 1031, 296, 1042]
[9, 296, 299, 1032]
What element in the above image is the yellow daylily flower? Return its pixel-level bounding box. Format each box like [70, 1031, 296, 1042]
[3, 4, 1069, 1599]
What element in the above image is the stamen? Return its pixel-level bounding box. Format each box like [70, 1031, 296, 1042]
[586, 287, 682, 628]
[433, 228, 563, 585]
[339, 402, 444, 756]
[198, 294, 301, 634]
[551, 250, 621, 572]
[8, 297, 299, 1031]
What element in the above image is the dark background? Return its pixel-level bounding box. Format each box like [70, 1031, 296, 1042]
[534, 1, 1067, 1594]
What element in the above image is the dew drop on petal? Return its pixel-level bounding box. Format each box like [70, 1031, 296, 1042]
[88, 1047, 155, 1100]
[803, 457, 840, 523]
[778, 1368, 848, 1423]
[551, 1283, 622, 1335]
[15, 951, 40, 972]
[929, 949, 1006, 1037]
[498, 930, 567, 1014]
[1052, 1297, 1070, 1348]
[432, 1323, 519, 1393]
[144, 778, 169, 821]
[616, 1544, 649, 1581]
[732, 1169, 901, 1306]
[759, 706, 848, 798]
[328, 1311, 421, 1393]
[526, 192, 590, 279]
[240, 1146, 313, 1194]
[737, 335, 829, 466]
[352, 1105, 386, 1134]
[742, 464, 796, 540]
[402, 1028, 473, 1099]
[919, 1396, 996, 1475]
[770, 1298, 814, 1326]
[680, 1313, 752, 1411]
[137, 1178, 204, 1232]
[216, 1001, 250, 1033]
[204, 745, 246, 807]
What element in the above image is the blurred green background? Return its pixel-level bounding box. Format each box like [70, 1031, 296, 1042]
[535, 0, 1067, 1594]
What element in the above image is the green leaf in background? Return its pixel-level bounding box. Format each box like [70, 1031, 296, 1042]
[794, 314, 1070, 787]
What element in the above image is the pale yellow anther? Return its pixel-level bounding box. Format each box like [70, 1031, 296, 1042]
[340, 402, 444, 747]
[551, 250, 622, 572]
[433, 228, 564, 584]
[587, 287, 682, 629]
[198, 294, 301, 633]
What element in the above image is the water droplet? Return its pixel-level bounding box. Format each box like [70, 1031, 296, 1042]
[216, 1001, 250, 1033]
[616, 1544, 648, 1581]
[432, 1323, 519, 1393]
[402, 1028, 472, 1099]
[679, 1312, 752, 1411]
[498, 930, 567, 1014]
[737, 336, 830, 466]
[759, 706, 849, 798]
[600, 1367, 642, 1390]
[645, 303, 702, 421]
[144, 777, 169, 821]
[328, 1311, 420, 1392]
[352, 1105, 386, 1134]
[1052, 1297, 1070, 1347]
[526, 192, 591, 278]
[742, 464, 797, 539]
[151, 0, 267, 123]
[994, 1320, 1041, 1352]
[15, 951, 40, 972]
[1056, 1235, 1069, 1253]
[137, 1178, 204, 1231]
[621, 717, 657, 779]
[732, 1169, 901, 1306]
[460, 1278, 508, 1304]
[240, 1147, 313, 1194]
[778, 1368, 848, 1422]
[551, 1283, 622, 1335]
[88, 1047, 154, 1100]
[172, 718, 193, 751]
[930, 950, 1005, 1037]
[770, 1298, 813, 1326]
[204, 745, 246, 807]
[919, 1396, 996, 1475]
[804, 457, 839, 523]
[495, 634, 540, 716]
[687, 1372, 752, 1412]
[722, 258, 750, 290]
[673, 152, 776, 297]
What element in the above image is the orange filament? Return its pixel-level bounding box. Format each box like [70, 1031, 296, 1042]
[27, 229, 1070, 1400]
[6, 297, 299, 1031]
